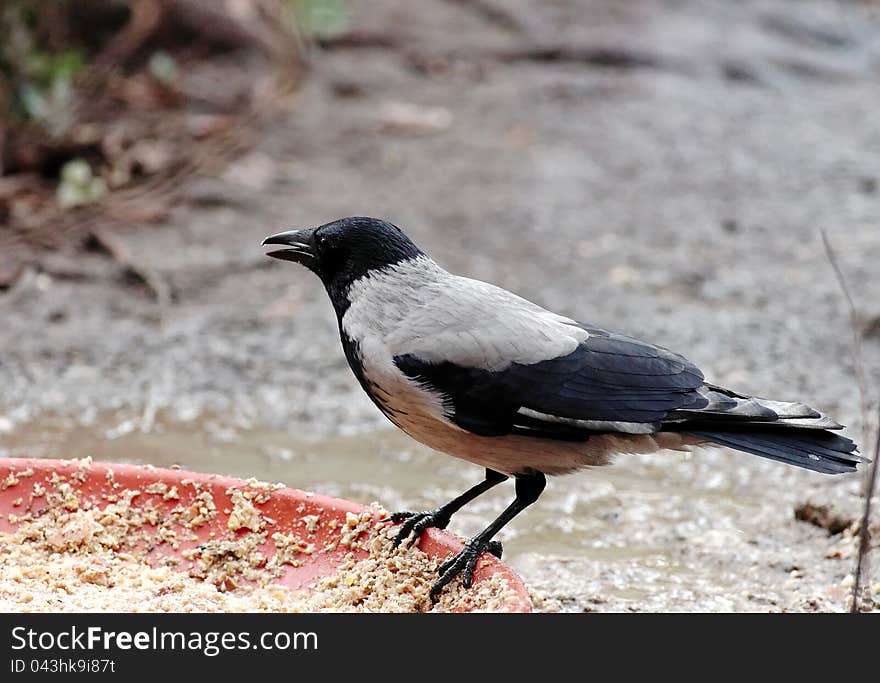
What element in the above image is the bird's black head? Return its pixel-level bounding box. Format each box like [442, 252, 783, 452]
[262, 216, 424, 307]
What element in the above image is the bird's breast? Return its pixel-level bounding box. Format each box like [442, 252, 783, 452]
[359, 337, 450, 426]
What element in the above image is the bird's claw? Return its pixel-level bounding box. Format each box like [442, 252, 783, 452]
[386, 510, 414, 524]
[387, 508, 451, 550]
[429, 538, 498, 602]
[378, 509, 416, 525]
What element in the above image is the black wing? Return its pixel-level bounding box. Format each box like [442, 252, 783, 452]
[394, 322, 862, 473]
[394, 324, 707, 440]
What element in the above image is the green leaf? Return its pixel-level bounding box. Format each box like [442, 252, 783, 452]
[148, 50, 178, 85]
[52, 50, 84, 82]
[19, 83, 48, 120]
[292, 0, 351, 38]
[58, 159, 107, 209]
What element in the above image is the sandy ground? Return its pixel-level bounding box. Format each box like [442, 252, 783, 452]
[2, 0, 880, 611]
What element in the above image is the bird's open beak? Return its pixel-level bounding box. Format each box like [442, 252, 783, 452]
[262, 228, 317, 267]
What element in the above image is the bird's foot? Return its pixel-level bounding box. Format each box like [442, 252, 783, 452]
[429, 538, 503, 601]
[386, 508, 452, 549]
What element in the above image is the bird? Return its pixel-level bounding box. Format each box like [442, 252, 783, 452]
[262, 216, 862, 599]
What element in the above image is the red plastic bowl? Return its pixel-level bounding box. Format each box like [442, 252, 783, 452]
[0, 458, 531, 612]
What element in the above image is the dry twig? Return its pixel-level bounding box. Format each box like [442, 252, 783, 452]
[820, 230, 870, 444]
[88, 226, 173, 307]
[851, 413, 879, 612]
[820, 230, 876, 612]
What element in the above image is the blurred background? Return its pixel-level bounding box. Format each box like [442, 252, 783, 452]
[1, 0, 879, 611]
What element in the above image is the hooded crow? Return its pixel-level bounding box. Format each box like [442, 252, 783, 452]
[263, 216, 863, 599]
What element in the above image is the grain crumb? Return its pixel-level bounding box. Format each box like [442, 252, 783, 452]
[0, 465, 520, 613]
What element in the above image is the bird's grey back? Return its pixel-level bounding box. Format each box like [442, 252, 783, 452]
[341, 255, 589, 371]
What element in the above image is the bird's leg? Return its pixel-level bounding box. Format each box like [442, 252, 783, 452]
[389, 469, 508, 550]
[430, 472, 546, 601]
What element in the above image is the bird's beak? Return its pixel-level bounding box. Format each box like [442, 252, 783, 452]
[262, 228, 317, 267]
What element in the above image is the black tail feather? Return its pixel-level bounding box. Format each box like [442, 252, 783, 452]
[686, 428, 863, 474]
